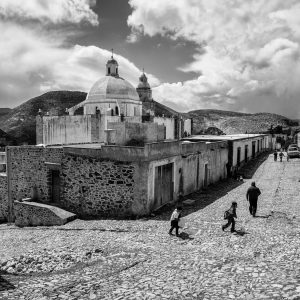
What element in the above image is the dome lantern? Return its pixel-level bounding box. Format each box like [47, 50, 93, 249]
[106, 48, 119, 77]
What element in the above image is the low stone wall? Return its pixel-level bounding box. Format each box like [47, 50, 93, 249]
[0, 174, 8, 221]
[14, 200, 76, 227]
[61, 154, 136, 217]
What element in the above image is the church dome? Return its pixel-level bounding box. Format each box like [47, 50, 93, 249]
[85, 76, 140, 104]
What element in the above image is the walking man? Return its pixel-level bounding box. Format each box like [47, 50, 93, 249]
[169, 206, 182, 237]
[246, 181, 261, 217]
[222, 201, 238, 233]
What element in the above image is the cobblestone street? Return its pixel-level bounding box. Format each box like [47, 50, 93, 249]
[1, 153, 300, 300]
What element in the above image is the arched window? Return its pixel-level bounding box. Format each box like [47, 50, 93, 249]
[115, 106, 119, 115]
[108, 67, 111, 75]
[116, 67, 118, 75]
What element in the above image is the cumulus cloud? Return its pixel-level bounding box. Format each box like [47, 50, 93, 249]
[0, 0, 99, 25]
[128, 0, 300, 118]
[0, 22, 159, 107]
[0, 0, 159, 108]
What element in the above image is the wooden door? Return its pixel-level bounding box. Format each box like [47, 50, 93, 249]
[245, 145, 248, 162]
[237, 148, 241, 166]
[51, 170, 60, 203]
[204, 163, 209, 188]
[252, 142, 256, 158]
[154, 163, 173, 209]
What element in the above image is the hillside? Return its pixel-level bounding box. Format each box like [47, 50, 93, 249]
[0, 91, 183, 145]
[0, 91, 298, 145]
[188, 109, 298, 134]
[0, 108, 11, 116]
[0, 91, 86, 144]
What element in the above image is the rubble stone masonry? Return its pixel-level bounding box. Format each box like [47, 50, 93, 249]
[61, 154, 135, 217]
[0, 174, 8, 221]
[7, 147, 63, 220]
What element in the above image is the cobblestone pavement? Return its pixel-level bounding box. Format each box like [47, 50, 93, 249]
[1, 154, 300, 299]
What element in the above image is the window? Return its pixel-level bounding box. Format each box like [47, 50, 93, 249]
[115, 106, 119, 115]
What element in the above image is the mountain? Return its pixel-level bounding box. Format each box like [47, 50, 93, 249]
[0, 91, 86, 144]
[188, 109, 298, 134]
[0, 91, 298, 145]
[0, 91, 182, 145]
[0, 108, 11, 116]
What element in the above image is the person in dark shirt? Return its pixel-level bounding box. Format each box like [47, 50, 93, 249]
[279, 151, 284, 162]
[222, 202, 237, 233]
[246, 181, 261, 217]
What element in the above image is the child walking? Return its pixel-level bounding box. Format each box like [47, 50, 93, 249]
[169, 206, 182, 237]
[222, 202, 237, 233]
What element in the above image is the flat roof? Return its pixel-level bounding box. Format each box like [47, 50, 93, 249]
[185, 134, 267, 142]
[63, 143, 103, 149]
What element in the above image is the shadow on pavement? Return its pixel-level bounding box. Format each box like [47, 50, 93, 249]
[153, 151, 271, 221]
[0, 275, 15, 291]
[238, 151, 271, 179]
[153, 179, 243, 220]
[178, 232, 194, 240]
[254, 215, 270, 219]
[234, 230, 250, 236]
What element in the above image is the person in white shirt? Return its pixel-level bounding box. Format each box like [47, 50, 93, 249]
[168, 206, 182, 237]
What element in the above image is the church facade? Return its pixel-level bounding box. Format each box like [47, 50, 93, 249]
[37, 55, 192, 147]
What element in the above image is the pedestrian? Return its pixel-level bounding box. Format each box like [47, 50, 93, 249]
[246, 181, 261, 217]
[273, 150, 278, 161]
[222, 201, 237, 233]
[169, 206, 182, 237]
[279, 151, 284, 162]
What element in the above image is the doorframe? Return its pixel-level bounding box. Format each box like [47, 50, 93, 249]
[203, 162, 209, 188]
[151, 159, 176, 207]
[45, 162, 61, 203]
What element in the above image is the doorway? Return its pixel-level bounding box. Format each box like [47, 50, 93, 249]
[252, 141, 256, 159]
[245, 145, 248, 163]
[204, 163, 209, 188]
[154, 163, 174, 209]
[51, 170, 60, 203]
[237, 147, 241, 166]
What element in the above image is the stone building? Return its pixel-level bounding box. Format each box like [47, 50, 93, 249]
[3, 139, 228, 221]
[0, 55, 228, 223]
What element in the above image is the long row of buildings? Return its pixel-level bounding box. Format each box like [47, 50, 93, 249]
[0, 56, 272, 224]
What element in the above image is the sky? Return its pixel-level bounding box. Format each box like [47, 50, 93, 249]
[0, 0, 299, 119]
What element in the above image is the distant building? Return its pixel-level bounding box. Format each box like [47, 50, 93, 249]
[183, 134, 270, 175]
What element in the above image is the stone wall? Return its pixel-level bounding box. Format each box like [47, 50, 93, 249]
[61, 154, 136, 217]
[0, 174, 8, 221]
[14, 200, 76, 227]
[7, 146, 63, 220]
